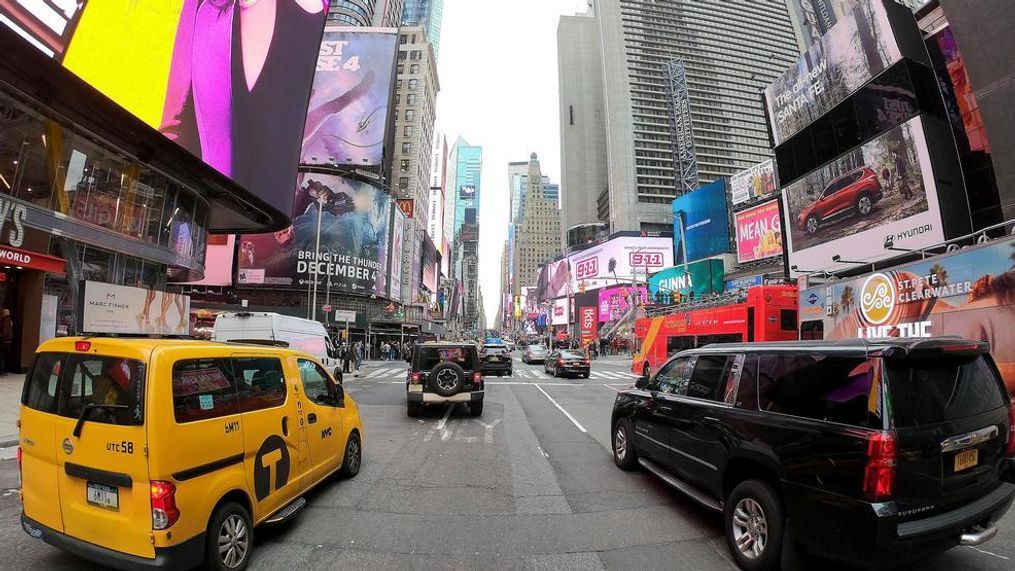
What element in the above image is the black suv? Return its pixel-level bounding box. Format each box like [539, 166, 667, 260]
[479, 344, 513, 376]
[611, 338, 1015, 570]
[407, 342, 484, 417]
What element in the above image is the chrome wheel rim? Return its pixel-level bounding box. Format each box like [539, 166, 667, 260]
[731, 498, 767, 560]
[859, 196, 872, 215]
[806, 217, 818, 233]
[615, 425, 628, 460]
[435, 369, 458, 391]
[347, 437, 361, 473]
[218, 514, 249, 568]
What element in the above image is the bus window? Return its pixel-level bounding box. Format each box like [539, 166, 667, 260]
[747, 307, 756, 342]
[698, 334, 742, 346]
[666, 335, 695, 356]
[781, 309, 798, 331]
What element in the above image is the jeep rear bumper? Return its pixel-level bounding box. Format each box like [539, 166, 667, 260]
[408, 390, 484, 404]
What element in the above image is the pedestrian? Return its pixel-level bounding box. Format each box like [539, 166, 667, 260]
[341, 342, 352, 374]
[353, 341, 362, 375]
[0, 308, 11, 375]
[381, 341, 390, 361]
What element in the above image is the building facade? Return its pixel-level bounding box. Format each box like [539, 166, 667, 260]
[558, 1, 798, 233]
[512, 154, 561, 296]
[402, 0, 445, 58]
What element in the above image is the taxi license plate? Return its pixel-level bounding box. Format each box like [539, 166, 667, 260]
[86, 482, 119, 511]
[408, 384, 423, 392]
[954, 448, 979, 472]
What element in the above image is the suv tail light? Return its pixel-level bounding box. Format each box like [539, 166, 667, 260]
[150, 480, 180, 530]
[863, 431, 896, 502]
[1007, 406, 1015, 457]
[473, 372, 482, 383]
[410, 372, 421, 384]
[558, 359, 565, 366]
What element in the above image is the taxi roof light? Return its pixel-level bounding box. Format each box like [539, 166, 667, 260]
[74, 341, 91, 352]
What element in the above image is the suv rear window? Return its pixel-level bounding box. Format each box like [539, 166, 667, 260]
[419, 346, 476, 370]
[23, 353, 146, 426]
[758, 354, 878, 427]
[887, 355, 1006, 428]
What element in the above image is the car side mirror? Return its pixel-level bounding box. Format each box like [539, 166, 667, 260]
[333, 368, 344, 385]
[328, 382, 345, 408]
[636, 374, 650, 389]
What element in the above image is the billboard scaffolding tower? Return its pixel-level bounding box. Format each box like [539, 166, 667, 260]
[664, 60, 699, 196]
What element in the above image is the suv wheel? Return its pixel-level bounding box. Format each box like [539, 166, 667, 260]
[612, 418, 638, 470]
[857, 193, 873, 216]
[805, 215, 819, 234]
[207, 502, 252, 570]
[725, 479, 784, 571]
[430, 362, 465, 397]
[406, 401, 422, 417]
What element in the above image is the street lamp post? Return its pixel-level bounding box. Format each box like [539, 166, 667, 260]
[310, 194, 326, 322]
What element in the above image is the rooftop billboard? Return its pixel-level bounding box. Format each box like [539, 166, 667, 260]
[1, 1, 328, 218]
[302, 28, 397, 169]
[734, 200, 784, 264]
[672, 179, 732, 264]
[730, 159, 778, 206]
[647, 260, 725, 302]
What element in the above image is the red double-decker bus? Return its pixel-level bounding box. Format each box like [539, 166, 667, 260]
[632, 284, 799, 377]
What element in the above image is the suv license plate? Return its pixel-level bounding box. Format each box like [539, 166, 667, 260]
[489, 357, 500, 362]
[408, 384, 423, 392]
[86, 482, 119, 511]
[954, 448, 979, 472]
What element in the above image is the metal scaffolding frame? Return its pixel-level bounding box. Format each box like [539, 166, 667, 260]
[664, 60, 699, 195]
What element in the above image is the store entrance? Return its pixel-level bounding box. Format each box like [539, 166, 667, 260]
[0, 269, 22, 373]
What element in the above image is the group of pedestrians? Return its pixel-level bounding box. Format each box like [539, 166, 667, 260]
[336, 340, 364, 375]
[378, 341, 412, 361]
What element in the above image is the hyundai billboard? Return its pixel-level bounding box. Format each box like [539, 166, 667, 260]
[0, 0, 328, 218]
[765, 0, 903, 145]
[672, 179, 732, 264]
[237, 172, 391, 296]
[799, 236, 1015, 396]
[784, 117, 946, 274]
[302, 28, 398, 169]
[735, 200, 784, 264]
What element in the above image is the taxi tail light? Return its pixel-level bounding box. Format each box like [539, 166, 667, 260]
[74, 341, 91, 352]
[410, 372, 421, 384]
[1007, 406, 1015, 457]
[150, 481, 180, 530]
[863, 431, 896, 502]
[16, 446, 21, 485]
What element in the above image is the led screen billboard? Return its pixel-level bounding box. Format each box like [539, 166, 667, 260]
[730, 160, 778, 205]
[551, 297, 569, 326]
[422, 235, 438, 292]
[302, 28, 397, 168]
[672, 179, 732, 264]
[647, 260, 725, 302]
[0, 1, 328, 217]
[765, 0, 903, 145]
[597, 286, 648, 323]
[183, 234, 234, 287]
[735, 200, 784, 264]
[783, 116, 944, 274]
[237, 172, 391, 295]
[799, 236, 1015, 396]
[459, 184, 476, 201]
[535, 236, 674, 301]
[388, 207, 406, 302]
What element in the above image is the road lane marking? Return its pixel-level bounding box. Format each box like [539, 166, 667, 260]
[534, 384, 587, 433]
[603, 385, 621, 392]
[966, 546, 1010, 560]
[436, 404, 453, 430]
[472, 418, 502, 443]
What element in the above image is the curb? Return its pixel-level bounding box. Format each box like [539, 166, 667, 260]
[0, 435, 18, 449]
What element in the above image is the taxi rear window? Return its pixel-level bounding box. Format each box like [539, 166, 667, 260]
[22, 352, 145, 426]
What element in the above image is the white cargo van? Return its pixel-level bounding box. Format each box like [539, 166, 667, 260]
[211, 312, 342, 374]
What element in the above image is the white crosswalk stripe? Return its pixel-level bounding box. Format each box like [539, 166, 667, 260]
[365, 368, 404, 378]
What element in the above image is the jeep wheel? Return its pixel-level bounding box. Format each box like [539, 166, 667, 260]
[338, 432, 361, 478]
[207, 502, 252, 571]
[857, 194, 873, 216]
[430, 362, 465, 397]
[612, 418, 638, 470]
[725, 479, 785, 571]
[406, 401, 422, 417]
[805, 216, 819, 234]
[469, 400, 484, 417]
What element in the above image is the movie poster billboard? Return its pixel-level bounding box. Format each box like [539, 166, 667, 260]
[672, 180, 732, 264]
[735, 200, 784, 264]
[302, 28, 398, 168]
[648, 260, 726, 302]
[388, 207, 406, 302]
[799, 236, 1015, 396]
[784, 116, 945, 274]
[765, 0, 903, 145]
[730, 159, 778, 205]
[597, 286, 649, 323]
[0, 1, 328, 217]
[237, 172, 391, 295]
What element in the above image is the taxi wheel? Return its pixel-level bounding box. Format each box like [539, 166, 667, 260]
[338, 432, 362, 478]
[207, 502, 252, 570]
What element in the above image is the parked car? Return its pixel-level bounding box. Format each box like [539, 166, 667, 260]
[798, 166, 883, 235]
[544, 350, 590, 378]
[20, 337, 361, 570]
[407, 342, 484, 417]
[479, 344, 513, 377]
[522, 344, 549, 364]
[611, 338, 1014, 570]
[212, 311, 342, 378]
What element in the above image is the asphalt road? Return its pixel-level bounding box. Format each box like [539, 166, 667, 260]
[0, 355, 1013, 569]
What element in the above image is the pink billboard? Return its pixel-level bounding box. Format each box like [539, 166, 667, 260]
[734, 199, 784, 264]
[597, 285, 648, 323]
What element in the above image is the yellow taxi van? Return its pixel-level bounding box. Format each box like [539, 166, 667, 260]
[18, 337, 363, 570]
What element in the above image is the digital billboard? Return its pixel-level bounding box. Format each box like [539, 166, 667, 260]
[783, 116, 945, 273]
[183, 234, 234, 287]
[237, 172, 391, 295]
[302, 28, 397, 168]
[422, 236, 438, 292]
[0, 1, 329, 217]
[735, 200, 784, 264]
[597, 286, 648, 323]
[535, 236, 674, 301]
[799, 236, 1015, 396]
[647, 260, 725, 302]
[765, 0, 903, 145]
[388, 207, 406, 302]
[551, 297, 569, 326]
[672, 179, 732, 264]
[730, 159, 778, 205]
[579, 305, 597, 345]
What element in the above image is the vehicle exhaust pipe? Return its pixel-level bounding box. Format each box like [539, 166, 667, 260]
[959, 525, 997, 546]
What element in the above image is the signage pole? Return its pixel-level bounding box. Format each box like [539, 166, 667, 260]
[311, 196, 325, 322]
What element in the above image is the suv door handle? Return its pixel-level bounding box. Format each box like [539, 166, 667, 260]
[307, 413, 318, 425]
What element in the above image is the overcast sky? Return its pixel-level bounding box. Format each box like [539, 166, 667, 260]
[435, 0, 588, 328]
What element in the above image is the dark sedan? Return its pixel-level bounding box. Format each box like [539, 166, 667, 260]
[479, 344, 513, 376]
[544, 350, 590, 378]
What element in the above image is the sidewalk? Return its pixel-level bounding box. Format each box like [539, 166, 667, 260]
[0, 374, 24, 448]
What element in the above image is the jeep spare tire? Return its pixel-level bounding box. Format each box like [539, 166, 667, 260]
[430, 362, 466, 397]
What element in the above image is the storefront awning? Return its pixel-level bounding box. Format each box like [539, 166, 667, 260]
[0, 244, 65, 274]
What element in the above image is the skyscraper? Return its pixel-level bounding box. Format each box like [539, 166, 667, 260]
[402, 0, 445, 58]
[446, 138, 482, 331]
[558, 1, 799, 233]
[327, 0, 404, 27]
[512, 154, 562, 296]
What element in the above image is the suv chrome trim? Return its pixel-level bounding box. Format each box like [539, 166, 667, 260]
[638, 457, 722, 512]
[638, 432, 717, 471]
[941, 426, 999, 452]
